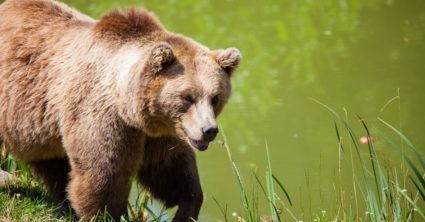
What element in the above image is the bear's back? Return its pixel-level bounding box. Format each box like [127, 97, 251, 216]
[0, 0, 95, 158]
[0, 0, 94, 24]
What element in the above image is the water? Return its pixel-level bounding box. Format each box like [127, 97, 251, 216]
[134, 1, 425, 220]
[4, 0, 425, 220]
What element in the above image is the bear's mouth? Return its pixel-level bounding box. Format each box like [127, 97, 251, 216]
[189, 138, 210, 151]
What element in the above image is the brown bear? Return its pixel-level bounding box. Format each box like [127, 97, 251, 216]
[0, 0, 241, 221]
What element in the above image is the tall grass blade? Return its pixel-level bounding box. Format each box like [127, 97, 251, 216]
[253, 171, 268, 198]
[127, 201, 137, 220]
[365, 179, 380, 222]
[312, 99, 365, 167]
[334, 122, 344, 152]
[272, 174, 292, 206]
[252, 171, 282, 221]
[220, 127, 254, 222]
[311, 99, 359, 146]
[409, 175, 425, 201]
[379, 118, 425, 171]
[396, 186, 425, 220]
[142, 203, 161, 222]
[212, 197, 228, 222]
[378, 130, 425, 191]
[272, 205, 282, 222]
[357, 115, 381, 205]
[265, 141, 280, 222]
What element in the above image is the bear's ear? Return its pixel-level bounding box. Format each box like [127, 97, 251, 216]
[149, 42, 176, 74]
[214, 48, 242, 76]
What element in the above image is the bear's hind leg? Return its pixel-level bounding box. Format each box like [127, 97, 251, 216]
[29, 157, 71, 204]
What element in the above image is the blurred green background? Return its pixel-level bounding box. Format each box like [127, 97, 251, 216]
[2, 0, 425, 221]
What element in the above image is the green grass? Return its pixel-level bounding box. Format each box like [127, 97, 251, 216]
[0, 182, 69, 221]
[0, 176, 153, 222]
[1, 106, 424, 221]
[0, 146, 71, 221]
[0, 151, 152, 221]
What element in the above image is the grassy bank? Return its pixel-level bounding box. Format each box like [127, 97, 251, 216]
[0, 148, 72, 221]
[0, 180, 69, 221]
[0, 108, 424, 221]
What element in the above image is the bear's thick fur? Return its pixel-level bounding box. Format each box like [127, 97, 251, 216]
[0, 0, 241, 221]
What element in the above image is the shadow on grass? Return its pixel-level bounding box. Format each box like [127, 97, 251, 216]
[0, 181, 77, 220]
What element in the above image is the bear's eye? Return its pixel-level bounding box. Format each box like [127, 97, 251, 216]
[211, 95, 220, 106]
[182, 94, 195, 106]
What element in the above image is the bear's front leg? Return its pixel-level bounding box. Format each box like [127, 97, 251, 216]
[67, 164, 131, 220]
[63, 118, 145, 221]
[138, 137, 203, 222]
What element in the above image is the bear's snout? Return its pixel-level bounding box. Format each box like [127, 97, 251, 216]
[202, 125, 218, 142]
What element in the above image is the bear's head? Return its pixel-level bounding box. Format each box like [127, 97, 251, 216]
[148, 40, 241, 151]
[96, 9, 241, 150]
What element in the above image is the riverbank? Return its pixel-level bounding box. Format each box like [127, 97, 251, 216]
[0, 117, 424, 221]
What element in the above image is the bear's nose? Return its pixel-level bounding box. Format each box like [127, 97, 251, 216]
[202, 126, 219, 141]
